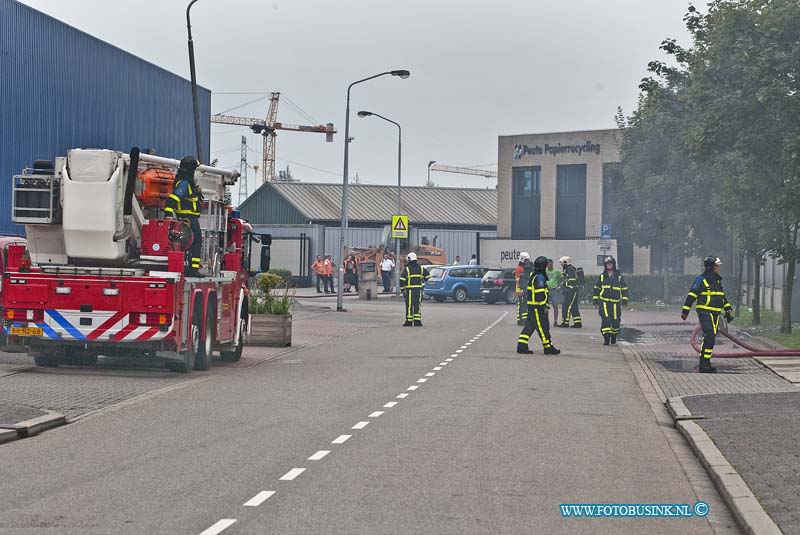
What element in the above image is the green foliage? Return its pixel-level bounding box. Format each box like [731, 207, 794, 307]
[256, 272, 283, 294]
[248, 284, 295, 316]
[268, 268, 293, 286]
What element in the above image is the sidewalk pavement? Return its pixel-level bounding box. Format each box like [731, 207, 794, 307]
[620, 306, 800, 534]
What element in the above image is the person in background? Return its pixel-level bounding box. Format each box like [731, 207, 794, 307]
[453, 256, 461, 265]
[311, 255, 325, 294]
[593, 256, 628, 345]
[323, 254, 334, 294]
[344, 255, 359, 293]
[557, 256, 582, 328]
[468, 254, 478, 266]
[164, 156, 202, 277]
[514, 253, 532, 326]
[545, 258, 563, 325]
[380, 253, 395, 293]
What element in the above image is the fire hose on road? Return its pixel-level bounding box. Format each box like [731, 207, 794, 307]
[690, 322, 800, 358]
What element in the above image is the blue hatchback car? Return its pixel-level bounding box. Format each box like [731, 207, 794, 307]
[423, 265, 488, 302]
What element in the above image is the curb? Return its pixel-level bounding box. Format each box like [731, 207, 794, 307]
[0, 410, 66, 445]
[677, 419, 782, 535]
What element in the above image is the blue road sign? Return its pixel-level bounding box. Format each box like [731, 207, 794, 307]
[601, 223, 612, 240]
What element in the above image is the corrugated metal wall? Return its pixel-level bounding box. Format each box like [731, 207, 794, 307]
[0, 0, 211, 235]
[238, 183, 307, 224]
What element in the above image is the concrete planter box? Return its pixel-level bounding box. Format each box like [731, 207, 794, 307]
[247, 314, 292, 347]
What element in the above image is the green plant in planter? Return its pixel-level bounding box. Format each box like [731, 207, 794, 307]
[249, 282, 295, 316]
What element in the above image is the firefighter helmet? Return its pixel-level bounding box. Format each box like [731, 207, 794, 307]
[519, 252, 531, 261]
[704, 256, 722, 270]
[533, 256, 548, 270]
[604, 256, 617, 268]
[407, 252, 417, 262]
[559, 256, 571, 265]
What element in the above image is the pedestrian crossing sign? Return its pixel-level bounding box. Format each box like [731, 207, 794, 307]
[392, 215, 409, 239]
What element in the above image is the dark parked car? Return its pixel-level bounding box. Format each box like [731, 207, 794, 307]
[424, 265, 488, 302]
[480, 268, 518, 304]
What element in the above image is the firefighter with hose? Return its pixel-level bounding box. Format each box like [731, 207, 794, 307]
[682, 256, 733, 373]
[165, 156, 203, 277]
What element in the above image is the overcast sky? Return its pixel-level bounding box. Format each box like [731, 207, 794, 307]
[21, 0, 690, 196]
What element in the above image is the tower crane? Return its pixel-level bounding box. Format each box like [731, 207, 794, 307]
[428, 164, 497, 187]
[211, 92, 335, 183]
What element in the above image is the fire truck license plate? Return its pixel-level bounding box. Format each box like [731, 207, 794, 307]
[10, 327, 43, 337]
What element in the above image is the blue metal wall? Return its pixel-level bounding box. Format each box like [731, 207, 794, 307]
[0, 0, 211, 235]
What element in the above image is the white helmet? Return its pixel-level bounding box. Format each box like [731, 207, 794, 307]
[559, 256, 571, 265]
[406, 252, 417, 262]
[519, 252, 530, 261]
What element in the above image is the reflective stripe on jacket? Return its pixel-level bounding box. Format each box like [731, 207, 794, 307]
[593, 271, 629, 303]
[164, 179, 200, 217]
[563, 265, 578, 290]
[527, 272, 549, 306]
[400, 263, 429, 290]
[683, 272, 732, 314]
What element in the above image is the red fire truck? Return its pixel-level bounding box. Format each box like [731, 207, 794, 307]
[3, 148, 259, 372]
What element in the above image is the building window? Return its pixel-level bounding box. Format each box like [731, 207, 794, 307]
[511, 166, 540, 238]
[556, 164, 586, 239]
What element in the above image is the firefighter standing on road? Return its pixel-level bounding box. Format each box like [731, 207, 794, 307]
[400, 252, 430, 327]
[682, 256, 733, 373]
[593, 256, 629, 345]
[165, 156, 202, 277]
[558, 256, 582, 328]
[517, 256, 560, 355]
[515, 253, 532, 326]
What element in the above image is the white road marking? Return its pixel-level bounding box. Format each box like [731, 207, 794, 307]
[352, 421, 369, 430]
[396, 393, 409, 398]
[332, 434, 351, 444]
[199, 519, 237, 535]
[369, 411, 384, 418]
[455, 349, 463, 353]
[445, 359, 453, 362]
[450, 353, 459, 357]
[280, 468, 305, 481]
[383, 401, 398, 408]
[417, 378, 428, 383]
[425, 372, 435, 377]
[465, 342, 472, 346]
[407, 385, 419, 391]
[460, 346, 468, 349]
[243, 491, 275, 507]
[308, 450, 330, 461]
[433, 367, 442, 370]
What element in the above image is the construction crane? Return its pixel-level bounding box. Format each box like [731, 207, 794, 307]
[211, 92, 335, 183]
[428, 164, 497, 187]
[238, 136, 248, 206]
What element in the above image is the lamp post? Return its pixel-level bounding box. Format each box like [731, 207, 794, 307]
[337, 70, 410, 312]
[427, 160, 436, 187]
[358, 111, 402, 296]
[186, 0, 204, 163]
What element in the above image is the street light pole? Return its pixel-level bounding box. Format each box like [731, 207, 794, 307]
[336, 70, 410, 312]
[427, 160, 436, 187]
[358, 111, 402, 296]
[186, 0, 204, 163]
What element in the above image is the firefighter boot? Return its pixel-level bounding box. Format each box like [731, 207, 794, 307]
[699, 357, 716, 374]
[517, 343, 533, 354]
[610, 334, 617, 345]
[557, 322, 569, 328]
[603, 334, 610, 346]
[414, 321, 423, 327]
[544, 346, 561, 355]
[403, 321, 413, 327]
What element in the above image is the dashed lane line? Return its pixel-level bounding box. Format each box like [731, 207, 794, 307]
[308, 450, 330, 461]
[426, 372, 436, 376]
[199, 519, 237, 535]
[417, 378, 428, 383]
[279, 468, 306, 481]
[352, 421, 369, 430]
[407, 385, 419, 391]
[368, 411, 384, 418]
[243, 491, 275, 507]
[383, 402, 398, 408]
[332, 434, 351, 444]
[433, 366, 443, 370]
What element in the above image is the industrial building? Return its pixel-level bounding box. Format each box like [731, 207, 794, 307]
[238, 182, 498, 283]
[487, 128, 650, 273]
[0, 0, 210, 235]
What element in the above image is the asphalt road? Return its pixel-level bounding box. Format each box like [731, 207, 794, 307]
[0, 300, 727, 534]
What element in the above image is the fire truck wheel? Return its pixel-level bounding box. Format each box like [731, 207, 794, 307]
[220, 313, 246, 362]
[194, 307, 214, 371]
[30, 347, 64, 367]
[170, 303, 203, 373]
